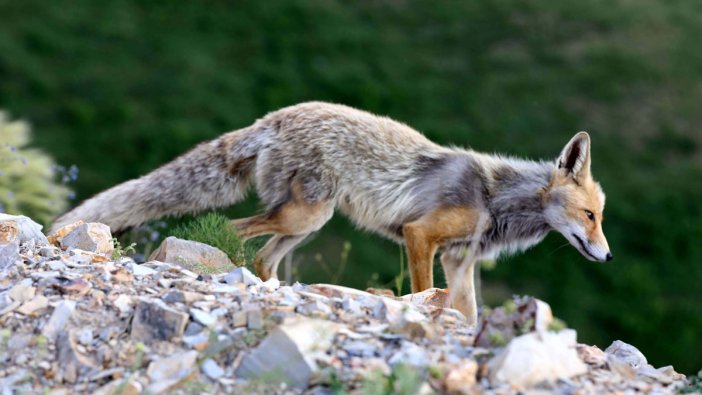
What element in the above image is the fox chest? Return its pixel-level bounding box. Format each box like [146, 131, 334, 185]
[440, 217, 551, 260]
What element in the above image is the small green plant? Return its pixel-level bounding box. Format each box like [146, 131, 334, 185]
[362, 369, 388, 395]
[0, 328, 11, 351]
[502, 299, 517, 314]
[679, 370, 702, 394]
[170, 213, 257, 266]
[315, 240, 352, 285]
[364, 247, 409, 294]
[428, 365, 444, 380]
[394, 245, 406, 296]
[329, 369, 346, 395]
[488, 331, 508, 347]
[517, 317, 535, 336]
[547, 317, 568, 332]
[361, 363, 428, 395]
[111, 238, 137, 260]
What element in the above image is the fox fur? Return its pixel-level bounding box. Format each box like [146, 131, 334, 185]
[52, 101, 612, 324]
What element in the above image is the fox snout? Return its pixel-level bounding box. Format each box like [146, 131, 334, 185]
[570, 231, 612, 262]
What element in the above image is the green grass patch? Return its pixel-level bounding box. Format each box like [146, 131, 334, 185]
[169, 213, 258, 268]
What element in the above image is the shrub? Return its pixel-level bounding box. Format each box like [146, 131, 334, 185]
[0, 112, 73, 225]
[169, 213, 257, 267]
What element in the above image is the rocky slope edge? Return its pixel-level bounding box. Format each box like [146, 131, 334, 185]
[0, 215, 691, 394]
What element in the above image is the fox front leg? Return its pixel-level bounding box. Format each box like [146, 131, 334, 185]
[441, 250, 478, 325]
[403, 223, 438, 292]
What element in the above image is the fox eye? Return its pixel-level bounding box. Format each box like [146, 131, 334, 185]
[585, 210, 595, 221]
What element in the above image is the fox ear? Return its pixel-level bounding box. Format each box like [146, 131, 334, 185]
[557, 131, 591, 180]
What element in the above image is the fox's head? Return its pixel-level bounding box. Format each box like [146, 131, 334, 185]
[543, 132, 612, 262]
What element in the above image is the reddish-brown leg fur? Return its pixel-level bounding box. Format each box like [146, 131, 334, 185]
[231, 182, 333, 280]
[403, 206, 481, 321]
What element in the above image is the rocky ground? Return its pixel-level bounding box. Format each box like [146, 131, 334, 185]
[0, 214, 695, 394]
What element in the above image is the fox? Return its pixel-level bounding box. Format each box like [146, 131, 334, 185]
[51, 101, 612, 325]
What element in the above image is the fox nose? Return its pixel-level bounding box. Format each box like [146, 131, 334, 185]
[605, 252, 613, 261]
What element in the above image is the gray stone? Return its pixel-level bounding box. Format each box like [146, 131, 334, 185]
[60, 223, 113, 255]
[17, 295, 49, 315]
[0, 214, 49, 245]
[93, 377, 141, 395]
[247, 309, 263, 330]
[296, 300, 333, 317]
[308, 283, 375, 299]
[232, 311, 247, 327]
[31, 270, 60, 280]
[223, 267, 262, 286]
[0, 299, 21, 315]
[129, 263, 157, 276]
[637, 365, 686, 385]
[605, 340, 648, 368]
[184, 322, 204, 336]
[98, 326, 121, 342]
[47, 260, 67, 271]
[113, 294, 133, 316]
[0, 241, 20, 272]
[39, 246, 59, 258]
[488, 329, 588, 388]
[341, 297, 363, 316]
[146, 350, 198, 394]
[77, 328, 93, 346]
[163, 290, 205, 304]
[277, 286, 301, 306]
[260, 277, 280, 291]
[131, 299, 189, 343]
[0, 369, 31, 391]
[42, 300, 77, 341]
[235, 317, 341, 389]
[182, 332, 209, 350]
[344, 340, 377, 358]
[7, 333, 32, 351]
[8, 279, 35, 303]
[148, 236, 232, 271]
[57, 330, 98, 383]
[190, 308, 217, 327]
[201, 359, 225, 380]
[388, 341, 430, 368]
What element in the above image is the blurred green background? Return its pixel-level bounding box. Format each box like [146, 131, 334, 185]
[1, 0, 701, 373]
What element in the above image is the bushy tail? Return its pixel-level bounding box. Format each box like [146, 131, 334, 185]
[50, 125, 267, 234]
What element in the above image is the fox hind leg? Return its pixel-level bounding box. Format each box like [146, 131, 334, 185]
[231, 215, 278, 241]
[254, 234, 308, 280]
[231, 181, 334, 280]
[440, 250, 478, 325]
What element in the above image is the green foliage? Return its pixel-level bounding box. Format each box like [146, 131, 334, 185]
[0, 328, 10, 350]
[679, 370, 702, 394]
[488, 332, 508, 347]
[169, 213, 255, 267]
[111, 238, 136, 260]
[394, 245, 406, 297]
[2, 0, 702, 373]
[548, 318, 568, 333]
[428, 365, 443, 380]
[362, 364, 427, 395]
[314, 240, 352, 284]
[502, 299, 517, 314]
[0, 112, 71, 225]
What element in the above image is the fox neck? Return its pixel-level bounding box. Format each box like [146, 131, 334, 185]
[480, 159, 555, 257]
